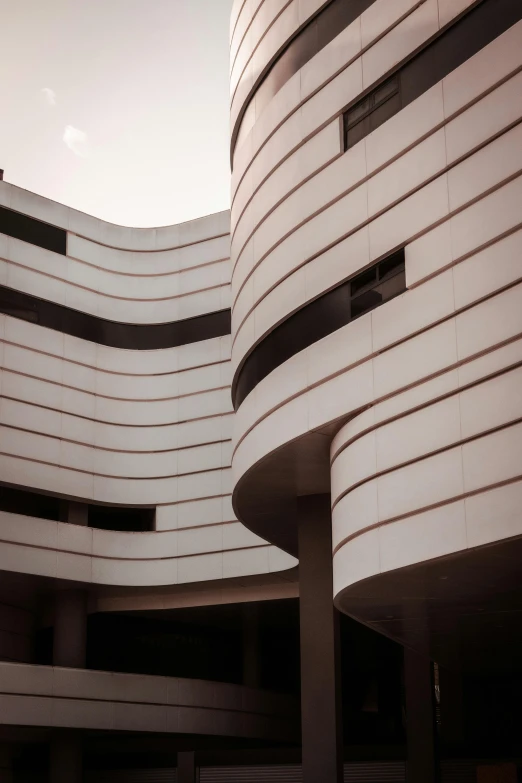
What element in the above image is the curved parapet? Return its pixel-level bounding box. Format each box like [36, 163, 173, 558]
[331, 369, 522, 622]
[0, 183, 230, 325]
[0, 662, 299, 741]
[0, 182, 296, 588]
[230, 0, 522, 647]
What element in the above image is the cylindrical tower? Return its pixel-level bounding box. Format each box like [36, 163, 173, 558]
[230, 0, 522, 777]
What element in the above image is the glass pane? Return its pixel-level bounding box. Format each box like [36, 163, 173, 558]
[376, 271, 406, 304]
[372, 76, 399, 107]
[378, 251, 405, 281]
[0, 306, 39, 323]
[346, 118, 368, 149]
[351, 267, 377, 296]
[369, 92, 402, 134]
[347, 97, 370, 125]
[350, 289, 383, 320]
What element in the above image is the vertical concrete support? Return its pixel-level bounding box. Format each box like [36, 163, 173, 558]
[298, 494, 343, 783]
[68, 502, 89, 527]
[60, 501, 88, 527]
[50, 733, 82, 783]
[404, 648, 437, 783]
[178, 751, 198, 783]
[53, 590, 87, 669]
[242, 603, 260, 688]
[439, 667, 464, 751]
[0, 744, 13, 783]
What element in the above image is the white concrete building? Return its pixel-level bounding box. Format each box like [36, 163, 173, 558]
[0, 0, 521, 780]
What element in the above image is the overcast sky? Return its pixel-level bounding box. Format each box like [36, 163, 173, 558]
[0, 0, 233, 226]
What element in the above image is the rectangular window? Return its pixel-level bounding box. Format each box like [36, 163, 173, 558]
[0, 205, 67, 255]
[342, 0, 522, 154]
[88, 505, 155, 532]
[0, 293, 39, 324]
[0, 485, 155, 532]
[349, 248, 405, 320]
[344, 75, 401, 150]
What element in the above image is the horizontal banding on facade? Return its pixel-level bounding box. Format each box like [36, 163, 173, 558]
[0, 285, 231, 350]
[0, 661, 298, 738]
[232, 250, 405, 408]
[230, 0, 522, 265]
[0, 181, 298, 588]
[230, 0, 522, 344]
[230, 0, 379, 158]
[230, 0, 522, 581]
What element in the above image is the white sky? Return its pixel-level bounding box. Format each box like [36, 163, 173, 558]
[0, 0, 233, 226]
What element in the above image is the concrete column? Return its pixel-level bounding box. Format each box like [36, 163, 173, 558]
[60, 501, 88, 526]
[439, 667, 464, 751]
[404, 648, 437, 783]
[242, 603, 260, 688]
[53, 590, 87, 669]
[68, 502, 89, 527]
[178, 751, 198, 783]
[298, 494, 343, 783]
[0, 743, 13, 783]
[50, 733, 82, 783]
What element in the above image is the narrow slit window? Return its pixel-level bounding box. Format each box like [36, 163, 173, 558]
[233, 248, 406, 408]
[0, 205, 66, 255]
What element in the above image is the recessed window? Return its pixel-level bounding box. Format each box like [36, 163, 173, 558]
[344, 76, 401, 150]
[350, 250, 405, 320]
[0, 205, 66, 255]
[342, 0, 522, 153]
[0, 294, 39, 324]
[233, 249, 406, 408]
[88, 505, 155, 532]
[0, 485, 62, 521]
[0, 485, 155, 532]
[232, 0, 379, 157]
[0, 284, 231, 350]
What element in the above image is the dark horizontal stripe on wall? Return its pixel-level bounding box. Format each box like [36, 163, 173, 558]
[0, 485, 154, 532]
[232, 250, 405, 409]
[0, 285, 231, 350]
[0, 205, 67, 255]
[231, 0, 378, 158]
[343, 0, 522, 151]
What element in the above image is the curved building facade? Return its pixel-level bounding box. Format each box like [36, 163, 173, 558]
[230, 0, 522, 780]
[0, 183, 300, 781]
[1, 0, 522, 780]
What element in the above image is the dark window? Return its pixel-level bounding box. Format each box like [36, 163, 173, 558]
[234, 0, 522, 161]
[0, 205, 66, 255]
[232, 0, 379, 157]
[88, 505, 155, 532]
[350, 251, 405, 320]
[343, 0, 522, 151]
[0, 484, 155, 532]
[345, 76, 401, 150]
[0, 292, 38, 323]
[233, 249, 405, 408]
[0, 284, 231, 349]
[0, 485, 62, 521]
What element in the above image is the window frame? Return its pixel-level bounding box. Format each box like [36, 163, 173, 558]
[344, 75, 401, 150]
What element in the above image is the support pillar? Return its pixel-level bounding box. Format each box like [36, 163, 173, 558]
[404, 648, 437, 783]
[439, 667, 464, 752]
[178, 751, 198, 783]
[60, 501, 88, 527]
[50, 733, 82, 783]
[298, 494, 343, 783]
[68, 501, 89, 527]
[0, 744, 13, 783]
[53, 590, 87, 669]
[242, 603, 260, 688]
